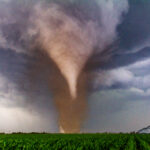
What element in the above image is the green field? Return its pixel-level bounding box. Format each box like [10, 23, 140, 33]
[0, 133, 150, 150]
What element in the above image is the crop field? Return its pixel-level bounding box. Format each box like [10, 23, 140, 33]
[0, 133, 150, 150]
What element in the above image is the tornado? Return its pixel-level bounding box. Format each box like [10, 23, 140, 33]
[29, 3, 98, 132]
[0, 0, 129, 133]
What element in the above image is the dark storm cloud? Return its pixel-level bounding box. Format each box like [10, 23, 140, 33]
[88, 0, 150, 71]
[118, 0, 150, 50]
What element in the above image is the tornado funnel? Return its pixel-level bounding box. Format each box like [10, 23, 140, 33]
[29, 3, 96, 132]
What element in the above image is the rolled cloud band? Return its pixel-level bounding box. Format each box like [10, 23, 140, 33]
[0, 0, 128, 133]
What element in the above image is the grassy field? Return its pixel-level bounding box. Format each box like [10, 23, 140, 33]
[0, 133, 150, 150]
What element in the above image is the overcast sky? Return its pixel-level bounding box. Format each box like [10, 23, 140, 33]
[0, 0, 150, 133]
